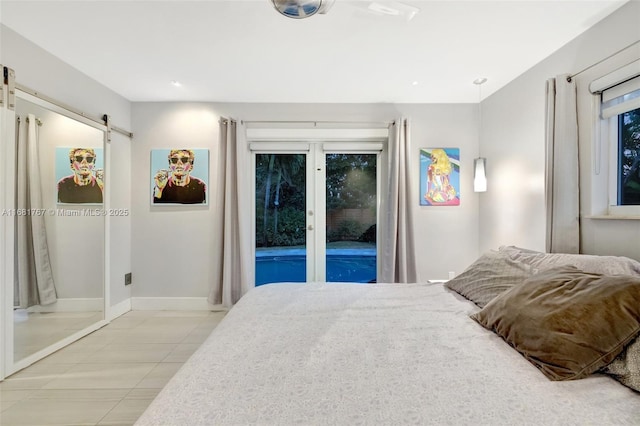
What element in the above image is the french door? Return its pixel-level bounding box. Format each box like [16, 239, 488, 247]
[254, 142, 382, 285]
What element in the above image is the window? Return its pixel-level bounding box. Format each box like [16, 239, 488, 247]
[592, 60, 640, 216]
[616, 106, 640, 205]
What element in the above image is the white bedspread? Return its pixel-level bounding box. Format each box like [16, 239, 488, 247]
[136, 282, 640, 425]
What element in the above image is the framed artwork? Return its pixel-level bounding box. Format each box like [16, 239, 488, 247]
[420, 148, 460, 206]
[55, 147, 104, 204]
[150, 148, 209, 205]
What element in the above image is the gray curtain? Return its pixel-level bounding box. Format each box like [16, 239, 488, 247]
[380, 118, 417, 282]
[15, 114, 57, 308]
[545, 75, 580, 253]
[209, 118, 253, 307]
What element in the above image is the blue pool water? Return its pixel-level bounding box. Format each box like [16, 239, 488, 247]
[255, 249, 376, 286]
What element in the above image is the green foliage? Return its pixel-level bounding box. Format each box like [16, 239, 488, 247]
[621, 109, 640, 174]
[326, 154, 377, 210]
[255, 206, 306, 247]
[621, 108, 640, 204]
[327, 219, 364, 242]
[256, 154, 306, 247]
[273, 207, 306, 246]
[255, 153, 377, 247]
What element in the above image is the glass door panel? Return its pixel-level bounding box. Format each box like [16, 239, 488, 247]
[325, 154, 377, 283]
[255, 154, 307, 285]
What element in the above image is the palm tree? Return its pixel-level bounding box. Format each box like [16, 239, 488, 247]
[256, 154, 305, 247]
[272, 154, 304, 237]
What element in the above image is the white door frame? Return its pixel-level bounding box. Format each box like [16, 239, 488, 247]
[248, 128, 387, 284]
[1, 89, 110, 379]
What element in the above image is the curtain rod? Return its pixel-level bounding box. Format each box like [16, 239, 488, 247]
[568, 39, 640, 82]
[15, 83, 133, 138]
[242, 120, 394, 126]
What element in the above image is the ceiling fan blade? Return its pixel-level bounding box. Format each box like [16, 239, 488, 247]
[346, 1, 420, 21]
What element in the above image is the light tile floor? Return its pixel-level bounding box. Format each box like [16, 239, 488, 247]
[0, 310, 227, 426]
[14, 310, 104, 361]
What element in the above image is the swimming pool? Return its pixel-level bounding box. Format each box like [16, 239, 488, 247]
[255, 249, 376, 286]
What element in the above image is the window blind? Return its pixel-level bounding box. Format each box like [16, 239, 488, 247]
[590, 59, 640, 119]
[601, 76, 640, 119]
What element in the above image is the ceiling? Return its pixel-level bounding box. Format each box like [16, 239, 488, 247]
[0, 0, 629, 103]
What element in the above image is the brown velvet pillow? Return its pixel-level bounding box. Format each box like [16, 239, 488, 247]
[471, 265, 640, 381]
[444, 250, 533, 308]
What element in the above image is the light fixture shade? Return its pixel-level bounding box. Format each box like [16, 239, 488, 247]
[271, 0, 335, 19]
[473, 157, 487, 192]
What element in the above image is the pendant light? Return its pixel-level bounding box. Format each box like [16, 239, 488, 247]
[473, 77, 488, 193]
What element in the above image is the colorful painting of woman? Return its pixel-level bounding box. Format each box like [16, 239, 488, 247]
[420, 148, 460, 206]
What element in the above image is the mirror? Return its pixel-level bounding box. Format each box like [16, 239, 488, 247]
[13, 95, 105, 363]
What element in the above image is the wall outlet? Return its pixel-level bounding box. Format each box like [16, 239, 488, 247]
[124, 272, 132, 286]
[448, 271, 456, 279]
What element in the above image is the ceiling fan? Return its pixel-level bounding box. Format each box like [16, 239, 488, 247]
[271, 0, 418, 21]
[271, 0, 336, 19]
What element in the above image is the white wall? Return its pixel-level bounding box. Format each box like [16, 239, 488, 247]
[479, 1, 640, 260]
[1, 24, 133, 309]
[131, 102, 481, 297]
[5, 0, 638, 308]
[130, 103, 219, 299]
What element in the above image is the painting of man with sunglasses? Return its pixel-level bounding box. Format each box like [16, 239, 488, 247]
[152, 149, 206, 204]
[57, 148, 104, 204]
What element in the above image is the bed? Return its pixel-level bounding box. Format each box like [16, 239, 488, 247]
[136, 247, 640, 425]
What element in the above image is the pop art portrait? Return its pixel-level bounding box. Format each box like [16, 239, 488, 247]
[150, 148, 209, 205]
[55, 147, 104, 204]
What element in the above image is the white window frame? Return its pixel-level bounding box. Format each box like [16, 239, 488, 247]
[591, 59, 640, 218]
[605, 114, 640, 217]
[247, 126, 388, 283]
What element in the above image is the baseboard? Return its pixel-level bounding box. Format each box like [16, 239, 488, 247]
[108, 298, 132, 321]
[25, 298, 103, 313]
[22, 297, 225, 315]
[131, 297, 225, 311]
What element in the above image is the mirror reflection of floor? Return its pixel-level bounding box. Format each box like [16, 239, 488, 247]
[13, 309, 103, 361]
